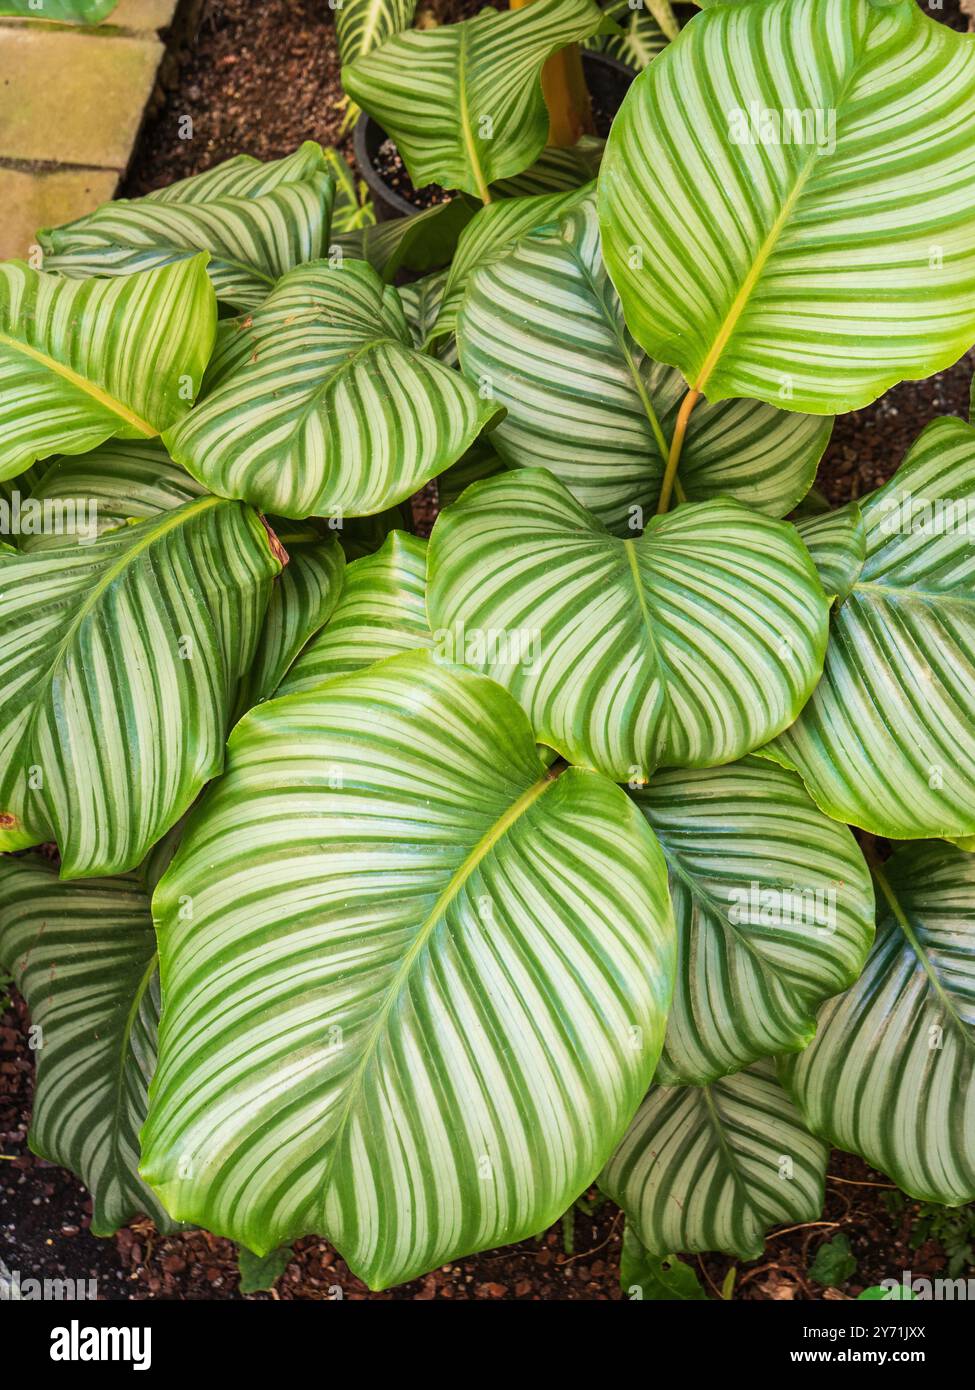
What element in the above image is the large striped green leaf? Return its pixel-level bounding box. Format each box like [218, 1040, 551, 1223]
[781, 842, 975, 1206]
[164, 260, 501, 519]
[427, 468, 830, 781]
[238, 522, 345, 708]
[334, 199, 474, 284]
[0, 258, 215, 484]
[490, 135, 603, 199]
[40, 144, 336, 312]
[142, 651, 675, 1287]
[598, 0, 975, 414]
[765, 417, 975, 840]
[277, 530, 429, 696]
[0, 496, 280, 877]
[631, 757, 874, 1085]
[0, 852, 172, 1235]
[342, 0, 612, 201]
[16, 440, 206, 553]
[793, 502, 866, 604]
[428, 184, 593, 347]
[601, 1059, 828, 1260]
[457, 197, 831, 531]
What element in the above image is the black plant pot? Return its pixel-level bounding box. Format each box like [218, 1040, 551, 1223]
[353, 49, 636, 222]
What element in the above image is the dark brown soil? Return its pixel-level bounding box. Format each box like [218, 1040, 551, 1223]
[2, 989, 964, 1301]
[372, 139, 453, 212]
[4, 0, 972, 1305]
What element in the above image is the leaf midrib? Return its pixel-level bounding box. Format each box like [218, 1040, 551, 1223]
[693, 51, 864, 396]
[33, 494, 226, 713]
[319, 765, 559, 1195]
[872, 861, 975, 1055]
[0, 329, 156, 438]
[457, 23, 490, 203]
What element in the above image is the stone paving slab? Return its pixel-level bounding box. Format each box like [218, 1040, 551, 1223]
[0, 164, 118, 259]
[0, 23, 161, 167]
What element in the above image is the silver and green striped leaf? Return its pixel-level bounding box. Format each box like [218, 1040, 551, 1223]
[236, 522, 346, 709]
[781, 841, 975, 1206]
[457, 196, 831, 531]
[427, 468, 830, 781]
[277, 530, 430, 696]
[766, 417, 975, 840]
[0, 257, 215, 483]
[793, 502, 866, 605]
[165, 260, 502, 519]
[601, 1059, 828, 1261]
[16, 440, 206, 553]
[0, 496, 280, 877]
[343, 0, 612, 201]
[631, 756, 875, 1085]
[490, 135, 603, 198]
[0, 852, 173, 1235]
[598, 0, 975, 414]
[335, 0, 417, 67]
[586, 0, 675, 69]
[334, 198, 474, 283]
[40, 143, 336, 312]
[142, 651, 676, 1288]
[428, 183, 593, 347]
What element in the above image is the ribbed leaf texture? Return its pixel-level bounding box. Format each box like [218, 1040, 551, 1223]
[0, 258, 215, 482]
[599, 0, 975, 412]
[427, 468, 830, 780]
[142, 652, 675, 1288]
[40, 144, 336, 311]
[782, 842, 975, 1206]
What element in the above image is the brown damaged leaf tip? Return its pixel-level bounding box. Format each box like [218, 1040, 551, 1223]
[259, 515, 290, 569]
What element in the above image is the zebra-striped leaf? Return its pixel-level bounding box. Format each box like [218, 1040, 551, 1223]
[601, 1059, 828, 1260]
[342, 0, 612, 201]
[142, 651, 676, 1288]
[427, 468, 830, 781]
[632, 757, 874, 1085]
[587, 0, 673, 69]
[237, 522, 346, 709]
[16, 440, 206, 553]
[457, 196, 831, 531]
[335, 0, 417, 66]
[334, 198, 474, 284]
[0, 258, 215, 483]
[277, 530, 430, 696]
[781, 842, 975, 1206]
[40, 143, 336, 312]
[598, 0, 975, 414]
[765, 418, 975, 839]
[428, 184, 593, 347]
[793, 502, 866, 605]
[0, 497, 280, 877]
[0, 852, 172, 1235]
[165, 260, 501, 519]
[490, 135, 603, 198]
[437, 439, 505, 510]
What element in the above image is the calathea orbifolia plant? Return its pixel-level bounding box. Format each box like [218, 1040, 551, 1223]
[1, 0, 975, 1294]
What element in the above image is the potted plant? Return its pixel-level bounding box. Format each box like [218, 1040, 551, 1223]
[343, 0, 650, 218]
